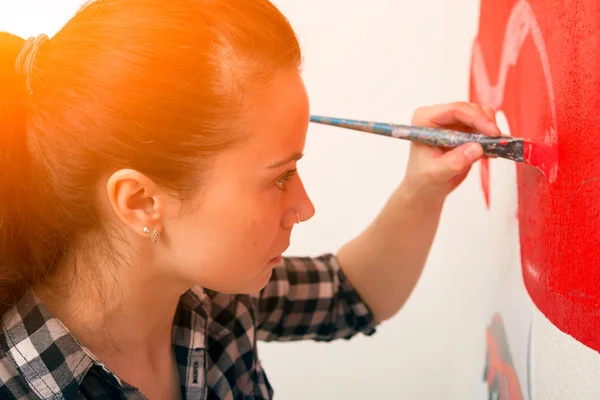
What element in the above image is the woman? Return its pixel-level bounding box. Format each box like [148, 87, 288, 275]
[0, 0, 500, 399]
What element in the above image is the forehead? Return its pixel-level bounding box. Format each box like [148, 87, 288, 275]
[234, 69, 310, 159]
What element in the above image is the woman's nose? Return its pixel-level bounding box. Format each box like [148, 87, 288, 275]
[283, 178, 315, 228]
[295, 178, 315, 222]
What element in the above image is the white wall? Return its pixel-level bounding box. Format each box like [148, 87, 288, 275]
[264, 1, 490, 399]
[1, 1, 490, 399]
[271, 1, 600, 398]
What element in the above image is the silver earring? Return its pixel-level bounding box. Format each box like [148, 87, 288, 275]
[295, 212, 301, 224]
[142, 226, 160, 244]
[150, 230, 160, 245]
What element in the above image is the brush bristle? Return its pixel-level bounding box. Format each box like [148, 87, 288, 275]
[523, 141, 558, 183]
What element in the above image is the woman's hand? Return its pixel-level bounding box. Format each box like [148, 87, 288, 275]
[402, 101, 500, 199]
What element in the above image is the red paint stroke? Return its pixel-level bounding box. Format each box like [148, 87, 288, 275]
[483, 313, 524, 400]
[470, 0, 600, 351]
[522, 140, 557, 180]
[480, 157, 490, 208]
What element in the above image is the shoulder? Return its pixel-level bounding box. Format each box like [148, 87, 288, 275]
[0, 332, 35, 399]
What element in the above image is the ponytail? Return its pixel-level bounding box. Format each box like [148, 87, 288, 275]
[0, 32, 36, 311]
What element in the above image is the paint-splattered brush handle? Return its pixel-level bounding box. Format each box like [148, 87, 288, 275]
[310, 115, 525, 163]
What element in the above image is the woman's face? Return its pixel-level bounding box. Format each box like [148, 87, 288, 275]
[158, 69, 315, 294]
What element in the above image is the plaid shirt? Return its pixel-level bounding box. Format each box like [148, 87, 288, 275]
[0, 254, 377, 399]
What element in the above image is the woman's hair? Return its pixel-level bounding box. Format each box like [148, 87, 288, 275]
[0, 0, 302, 312]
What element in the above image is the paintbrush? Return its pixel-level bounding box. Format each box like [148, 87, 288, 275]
[309, 115, 556, 180]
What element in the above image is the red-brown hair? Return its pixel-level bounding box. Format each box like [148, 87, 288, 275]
[0, 0, 302, 312]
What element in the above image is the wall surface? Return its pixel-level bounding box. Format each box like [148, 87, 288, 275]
[472, 0, 600, 399]
[263, 1, 495, 399]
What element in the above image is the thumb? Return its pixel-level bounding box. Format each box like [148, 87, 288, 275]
[434, 143, 483, 179]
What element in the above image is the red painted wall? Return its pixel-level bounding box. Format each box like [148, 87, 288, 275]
[470, 0, 600, 351]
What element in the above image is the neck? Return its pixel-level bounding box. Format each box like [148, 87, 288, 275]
[34, 249, 188, 363]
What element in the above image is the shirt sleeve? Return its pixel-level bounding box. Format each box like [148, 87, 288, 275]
[252, 253, 378, 342]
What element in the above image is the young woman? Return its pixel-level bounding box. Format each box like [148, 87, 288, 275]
[0, 0, 500, 398]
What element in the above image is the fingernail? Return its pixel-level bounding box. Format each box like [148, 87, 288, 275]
[464, 143, 482, 162]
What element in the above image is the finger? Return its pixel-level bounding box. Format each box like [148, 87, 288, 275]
[415, 102, 501, 136]
[412, 102, 464, 126]
[450, 105, 501, 137]
[484, 105, 504, 158]
[481, 105, 505, 137]
[483, 106, 510, 139]
[433, 143, 483, 180]
[479, 106, 499, 158]
[466, 103, 497, 133]
[415, 102, 483, 124]
[468, 102, 486, 116]
[482, 105, 496, 121]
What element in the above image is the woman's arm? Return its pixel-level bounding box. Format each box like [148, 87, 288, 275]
[337, 102, 500, 322]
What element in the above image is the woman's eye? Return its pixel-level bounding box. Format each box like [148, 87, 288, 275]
[275, 169, 297, 190]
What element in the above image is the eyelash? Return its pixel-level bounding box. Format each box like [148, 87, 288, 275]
[275, 168, 298, 190]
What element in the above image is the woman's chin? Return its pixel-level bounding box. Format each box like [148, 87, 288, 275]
[267, 255, 282, 265]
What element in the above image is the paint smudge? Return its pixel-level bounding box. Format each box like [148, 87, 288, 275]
[483, 313, 525, 400]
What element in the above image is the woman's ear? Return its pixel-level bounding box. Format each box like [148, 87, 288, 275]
[106, 169, 164, 237]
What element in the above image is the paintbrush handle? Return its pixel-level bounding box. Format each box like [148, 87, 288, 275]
[391, 125, 525, 162]
[310, 116, 525, 162]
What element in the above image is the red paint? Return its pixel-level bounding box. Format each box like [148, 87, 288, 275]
[484, 314, 524, 400]
[522, 141, 557, 180]
[480, 157, 490, 207]
[470, 0, 600, 351]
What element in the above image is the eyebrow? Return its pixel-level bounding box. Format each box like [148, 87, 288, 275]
[266, 152, 304, 169]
